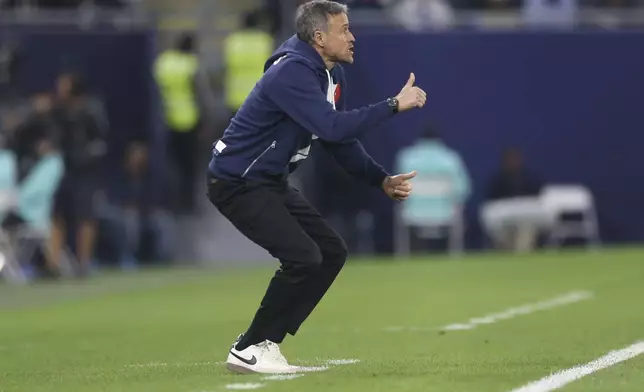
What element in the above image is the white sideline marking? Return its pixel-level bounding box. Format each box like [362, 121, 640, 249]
[216, 358, 358, 390]
[125, 361, 224, 369]
[443, 291, 593, 331]
[125, 362, 168, 368]
[384, 291, 593, 333]
[261, 374, 305, 381]
[224, 383, 265, 390]
[326, 358, 360, 365]
[297, 365, 329, 372]
[508, 341, 644, 392]
[383, 326, 405, 332]
[442, 324, 474, 331]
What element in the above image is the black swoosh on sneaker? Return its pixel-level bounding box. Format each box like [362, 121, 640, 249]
[230, 351, 257, 366]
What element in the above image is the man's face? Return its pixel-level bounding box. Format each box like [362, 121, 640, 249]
[126, 144, 148, 174]
[320, 13, 355, 64]
[504, 151, 523, 172]
[32, 93, 52, 114]
[56, 75, 73, 100]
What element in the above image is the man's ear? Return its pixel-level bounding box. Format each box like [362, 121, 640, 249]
[313, 30, 325, 48]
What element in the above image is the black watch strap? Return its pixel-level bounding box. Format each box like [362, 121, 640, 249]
[387, 97, 399, 113]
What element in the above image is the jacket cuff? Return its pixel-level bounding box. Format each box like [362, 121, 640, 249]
[369, 167, 390, 189]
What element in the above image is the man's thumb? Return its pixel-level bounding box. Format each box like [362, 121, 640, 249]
[401, 170, 417, 180]
[405, 72, 415, 88]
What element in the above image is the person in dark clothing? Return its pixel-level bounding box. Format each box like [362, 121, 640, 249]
[155, 32, 217, 215]
[102, 141, 174, 269]
[49, 72, 108, 278]
[483, 147, 545, 252]
[8, 92, 61, 178]
[208, 0, 427, 374]
[487, 147, 543, 201]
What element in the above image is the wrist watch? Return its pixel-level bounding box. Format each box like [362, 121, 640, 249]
[387, 97, 399, 113]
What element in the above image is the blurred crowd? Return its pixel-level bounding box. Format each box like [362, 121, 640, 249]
[0, 0, 126, 10]
[0, 0, 611, 284]
[0, 66, 174, 282]
[270, 0, 637, 11]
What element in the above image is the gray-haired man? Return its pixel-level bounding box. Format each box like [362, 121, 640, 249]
[211, 0, 427, 374]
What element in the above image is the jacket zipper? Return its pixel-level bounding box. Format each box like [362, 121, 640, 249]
[241, 140, 276, 178]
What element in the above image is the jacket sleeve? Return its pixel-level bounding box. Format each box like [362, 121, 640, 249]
[264, 60, 396, 142]
[318, 71, 390, 188]
[319, 139, 390, 188]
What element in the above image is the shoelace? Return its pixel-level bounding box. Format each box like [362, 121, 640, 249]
[266, 341, 288, 365]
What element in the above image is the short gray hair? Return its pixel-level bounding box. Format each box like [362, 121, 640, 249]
[295, 0, 349, 44]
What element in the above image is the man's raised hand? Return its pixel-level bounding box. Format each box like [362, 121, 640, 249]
[395, 73, 427, 112]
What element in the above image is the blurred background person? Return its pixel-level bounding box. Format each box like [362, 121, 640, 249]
[7, 92, 60, 175]
[394, 125, 471, 255]
[487, 148, 543, 202]
[480, 148, 549, 252]
[223, 9, 274, 118]
[49, 72, 108, 278]
[384, 0, 455, 30]
[0, 125, 63, 281]
[99, 140, 174, 270]
[154, 32, 216, 216]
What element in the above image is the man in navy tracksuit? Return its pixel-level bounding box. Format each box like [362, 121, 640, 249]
[207, 0, 427, 374]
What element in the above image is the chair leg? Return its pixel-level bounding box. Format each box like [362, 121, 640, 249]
[0, 234, 28, 284]
[586, 210, 601, 251]
[394, 206, 410, 259]
[546, 221, 562, 249]
[396, 224, 410, 259]
[449, 218, 464, 258]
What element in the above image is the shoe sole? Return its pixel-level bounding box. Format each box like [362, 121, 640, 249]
[226, 362, 300, 375]
[226, 362, 257, 374]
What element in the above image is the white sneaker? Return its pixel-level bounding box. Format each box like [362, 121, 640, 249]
[226, 335, 299, 374]
[265, 340, 292, 366]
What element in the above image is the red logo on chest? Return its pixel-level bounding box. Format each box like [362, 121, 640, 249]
[334, 84, 342, 104]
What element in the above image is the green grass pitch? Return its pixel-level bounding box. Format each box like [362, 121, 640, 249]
[1, 248, 643, 392]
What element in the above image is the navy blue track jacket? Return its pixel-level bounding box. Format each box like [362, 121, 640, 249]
[208, 35, 396, 187]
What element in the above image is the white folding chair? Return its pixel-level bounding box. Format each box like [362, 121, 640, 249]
[540, 185, 601, 249]
[0, 217, 77, 283]
[0, 189, 30, 283]
[479, 196, 553, 252]
[0, 153, 73, 282]
[394, 176, 465, 258]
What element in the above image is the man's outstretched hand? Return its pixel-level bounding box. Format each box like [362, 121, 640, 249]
[382, 171, 417, 201]
[396, 73, 427, 112]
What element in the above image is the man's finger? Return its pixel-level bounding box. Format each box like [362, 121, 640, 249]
[405, 72, 415, 88]
[400, 170, 417, 180]
[394, 189, 410, 198]
[395, 184, 412, 192]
